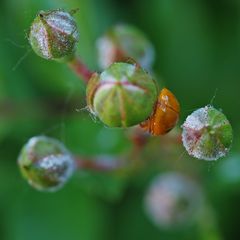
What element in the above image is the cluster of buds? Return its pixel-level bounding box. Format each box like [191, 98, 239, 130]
[28, 8, 181, 133]
[19, 8, 234, 194]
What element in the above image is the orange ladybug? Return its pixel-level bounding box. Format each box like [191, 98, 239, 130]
[140, 88, 180, 136]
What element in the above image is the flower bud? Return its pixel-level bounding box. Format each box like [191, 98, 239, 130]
[182, 105, 233, 161]
[86, 62, 158, 127]
[18, 136, 75, 192]
[96, 24, 155, 70]
[29, 9, 79, 61]
[144, 173, 203, 228]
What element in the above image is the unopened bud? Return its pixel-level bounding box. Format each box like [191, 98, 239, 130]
[97, 24, 155, 70]
[86, 62, 158, 127]
[29, 9, 79, 61]
[182, 105, 233, 160]
[144, 173, 203, 228]
[18, 136, 75, 192]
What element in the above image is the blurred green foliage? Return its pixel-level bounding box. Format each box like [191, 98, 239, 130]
[1, 0, 240, 239]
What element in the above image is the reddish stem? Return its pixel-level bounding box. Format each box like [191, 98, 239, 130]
[68, 57, 94, 83]
[74, 156, 123, 172]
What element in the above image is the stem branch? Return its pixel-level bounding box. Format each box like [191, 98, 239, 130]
[68, 56, 93, 83]
[74, 156, 123, 172]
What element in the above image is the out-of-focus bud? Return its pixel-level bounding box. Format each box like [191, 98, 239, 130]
[144, 173, 203, 228]
[96, 24, 155, 70]
[182, 105, 233, 161]
[86, 62, 158, 127]
[29, 9, 79, 61]
[18, 136, 75, 192]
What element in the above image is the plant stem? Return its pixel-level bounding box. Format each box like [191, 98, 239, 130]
[68, 56, 93, 83]
[74, 156, 123, 172]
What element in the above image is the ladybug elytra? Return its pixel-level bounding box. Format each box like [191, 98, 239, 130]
[140, 88, 180, 136]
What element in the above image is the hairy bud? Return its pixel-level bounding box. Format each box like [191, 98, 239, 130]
[182, 105, 233, 160]
[18, 136, 75, 192]
[29, 9, 79, 61]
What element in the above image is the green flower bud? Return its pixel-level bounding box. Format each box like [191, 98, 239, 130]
[29, 9, 79, 61]
[182, 105, 233, 161]
[86, 62, 158, 127]
[144, 173, 203, 228]
[96, 24, 155, 70]
[18, 136, 75, 192]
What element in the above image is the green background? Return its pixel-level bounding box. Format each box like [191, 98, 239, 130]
[1, 0, 240, 239]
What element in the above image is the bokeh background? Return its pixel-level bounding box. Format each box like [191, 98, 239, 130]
[1, 0, 240, 239]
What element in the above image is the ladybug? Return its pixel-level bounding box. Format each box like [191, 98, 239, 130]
[140, 88, 180, 136]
